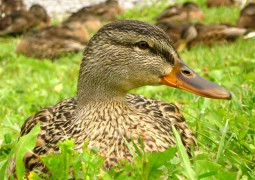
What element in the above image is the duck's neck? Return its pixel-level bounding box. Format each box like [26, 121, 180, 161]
[76, 58, 129, 106]
[77, 82, 128, 106]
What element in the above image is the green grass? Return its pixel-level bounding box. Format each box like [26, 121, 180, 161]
[0, 0, 255, 179]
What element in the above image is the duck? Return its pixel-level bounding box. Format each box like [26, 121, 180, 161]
[0, 4, 50, 36]
[207, 0, 235, 7]
[9, 20, 231, 176]
[64, 0, 124, 32]
[237, 3, 255, 29]
[156, 22, 192, 52]
[179, 23, 249, 48]
[155, 2, 204, 25]
[15, 21, 89, 59]
[156, 22, 248, 51]
[0, 0, 26, 18]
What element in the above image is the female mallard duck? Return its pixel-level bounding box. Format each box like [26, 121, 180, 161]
[15, 21, 89, 59]
[0, 4, 50, 36]
[180, 23, 248, 48]
[10, 20, 231, 176]
[237, 3, 255, 29]
[155, 2, 204, 25]
[64, 0, 124, 32]
[156, 22, 248, 51]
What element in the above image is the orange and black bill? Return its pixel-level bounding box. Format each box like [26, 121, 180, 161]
[160, 58, 231, 100]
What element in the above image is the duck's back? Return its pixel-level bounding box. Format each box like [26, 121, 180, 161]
[20, 97, 77, 137]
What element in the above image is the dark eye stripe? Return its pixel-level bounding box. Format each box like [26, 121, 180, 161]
[162, 49, 174, 65]
[150, 47, 174, 65]
[111, 39, 174, 65]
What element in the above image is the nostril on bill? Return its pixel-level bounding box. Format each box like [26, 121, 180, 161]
[181, 69, 193, 76]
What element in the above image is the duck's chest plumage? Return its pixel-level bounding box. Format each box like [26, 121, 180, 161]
[19, 94, 196, 171]
[74, 94, 194, 167]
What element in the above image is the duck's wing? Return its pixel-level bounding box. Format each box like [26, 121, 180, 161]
[155, 5, 182, 22]
[185, 24, 248, 47]
[126, 94, 197, 153]
[20, 97, 77, 136]
[65, 0, 122, 23]
[64, 2, 104, 23]
[9, 97, 77, 175]
[15, 29, 87, 59]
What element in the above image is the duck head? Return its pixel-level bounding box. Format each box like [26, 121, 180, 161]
[29, 4, 50, 26]
[78, 20, 231, 102]
[183, 2, 204, 22]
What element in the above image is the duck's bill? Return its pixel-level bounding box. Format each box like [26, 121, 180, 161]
[160, 59, 231, 100]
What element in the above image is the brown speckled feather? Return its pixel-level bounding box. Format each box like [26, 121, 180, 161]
[155, 2, 204, 25]
[15, 22, 89, 59]
[0, 4, 50, 36]
[11, 94, 196, 174]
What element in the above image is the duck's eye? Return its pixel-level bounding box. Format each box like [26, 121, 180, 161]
[137, 41, 149, 50]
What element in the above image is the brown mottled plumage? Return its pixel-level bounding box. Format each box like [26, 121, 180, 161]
[155, 2, 204, 25]
[207, 0, 235, 7]
[9, 20, 231, 177]
[156, 22, 191, 51]
[64, 0, 124, 32]
[15, 22, 89, 59]
[0, 0, 26, 18]
[0, 4, 50, 36]
[237, 3, 255, 29]
[156, 22, 248, 51]
[180, 23, 248, 47]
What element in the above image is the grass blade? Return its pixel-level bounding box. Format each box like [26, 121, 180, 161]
[7, 124, 40, 179]
[172, 125, 196, 180]
[216, 119, 229, 162]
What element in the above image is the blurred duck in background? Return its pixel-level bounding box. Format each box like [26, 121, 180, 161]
[64, 0, 124, 32]
[157, 22, 249, 52]
[155, 22, 191, 52]
[155, 2, 204, 25]
[0, 4, 50, 36]
[15, 21, 89, 59]
[0, 0, 26, 18]
[207, 0, 235, 7]
[180, 23, 249, 48]
[237, 3, 255, 29]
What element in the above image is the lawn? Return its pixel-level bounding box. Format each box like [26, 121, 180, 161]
[0, 0, 254, 179]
